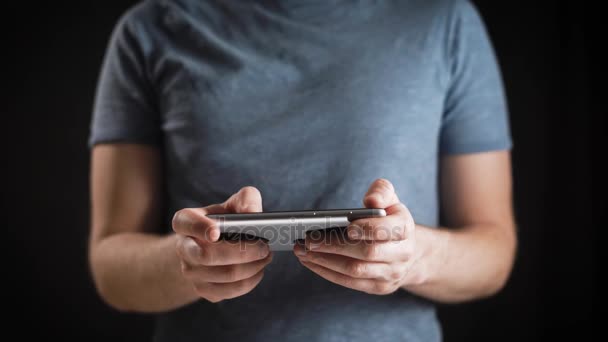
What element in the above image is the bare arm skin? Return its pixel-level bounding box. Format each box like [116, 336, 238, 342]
[294, 151, 516, 303]
[405, 150, 516, 302]
[89, 144, 271, 313]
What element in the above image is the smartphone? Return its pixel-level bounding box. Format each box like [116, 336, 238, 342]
[207, 208, 386, 251]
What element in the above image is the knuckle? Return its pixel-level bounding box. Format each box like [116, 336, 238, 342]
[389, 226, 405, 240]
[235, 278, 251, 294]
[193, 282, 207, 296]
[239, 247, 258, 263]
[373, 282, 393, 295]
[225, 265, 240, 282]
[342, 275, 356, 289]
[389, 270, 402, 281]
[375, 227, 390, 240]
[364, 244, 379, 260]
[348, 261, 366, 277]
[196, 245, 212, 264]
[401, 244, 415, 260]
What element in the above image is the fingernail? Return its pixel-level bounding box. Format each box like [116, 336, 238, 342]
[308, 243, 321, 250]
[295, 247, 307, 256]
[259, 246, 269, 258]
[209, 229, 220, 241]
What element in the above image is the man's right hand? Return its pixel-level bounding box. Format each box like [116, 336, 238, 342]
[172, 186, 272, 303]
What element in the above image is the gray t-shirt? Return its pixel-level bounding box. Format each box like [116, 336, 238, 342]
[89, 0, 512, 341]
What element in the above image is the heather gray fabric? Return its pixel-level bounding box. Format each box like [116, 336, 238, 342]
[89, 0, 512, 340]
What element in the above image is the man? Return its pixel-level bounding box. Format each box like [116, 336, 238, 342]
[88, 0, 516, 341]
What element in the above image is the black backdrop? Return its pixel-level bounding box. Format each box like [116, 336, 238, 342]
[5, 1, 599, 341]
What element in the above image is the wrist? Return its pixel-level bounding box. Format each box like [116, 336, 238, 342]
[401, 225, 450, 289]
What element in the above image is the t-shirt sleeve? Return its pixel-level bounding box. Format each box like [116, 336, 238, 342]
[439, 0, 512, 155]
[88, 9, 160, 147]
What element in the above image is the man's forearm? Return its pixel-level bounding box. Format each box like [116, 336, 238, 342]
[403, 224, 516, 303]
[90, 233, 199, 313]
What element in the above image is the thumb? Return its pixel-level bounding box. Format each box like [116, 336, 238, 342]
[224, 186, 263, 213]
[363, 178, 400, 209]
[172, 203, 225, 243]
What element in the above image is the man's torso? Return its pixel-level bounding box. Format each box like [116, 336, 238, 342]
[133, 0, 454, 340]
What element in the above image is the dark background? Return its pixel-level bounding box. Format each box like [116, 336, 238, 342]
[5, 1, 600, 341]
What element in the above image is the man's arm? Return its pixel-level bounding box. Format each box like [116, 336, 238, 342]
[294, 151, 516, 303]
[404, 151, 516, 302]
[89, 144, 272, 313]
[89, 144, 198, 312]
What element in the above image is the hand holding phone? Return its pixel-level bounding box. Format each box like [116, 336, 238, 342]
[172, 187, 272, 303]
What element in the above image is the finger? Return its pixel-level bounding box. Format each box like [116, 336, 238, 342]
[303, 235, 413, 262]
[363, 178, 400, 209]
[182, 253, 272, 283]
[172, 204, 226, 242]
[224, 186, 263, 213]
[196, 268, 266, 302]
[176, 236, 270, 266]
[294, 248, 397, 281]
[300, 261, 395, 295]
[346, 203, 414, 241]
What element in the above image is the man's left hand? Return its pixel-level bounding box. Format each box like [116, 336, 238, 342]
[294, 178, 428, 295]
